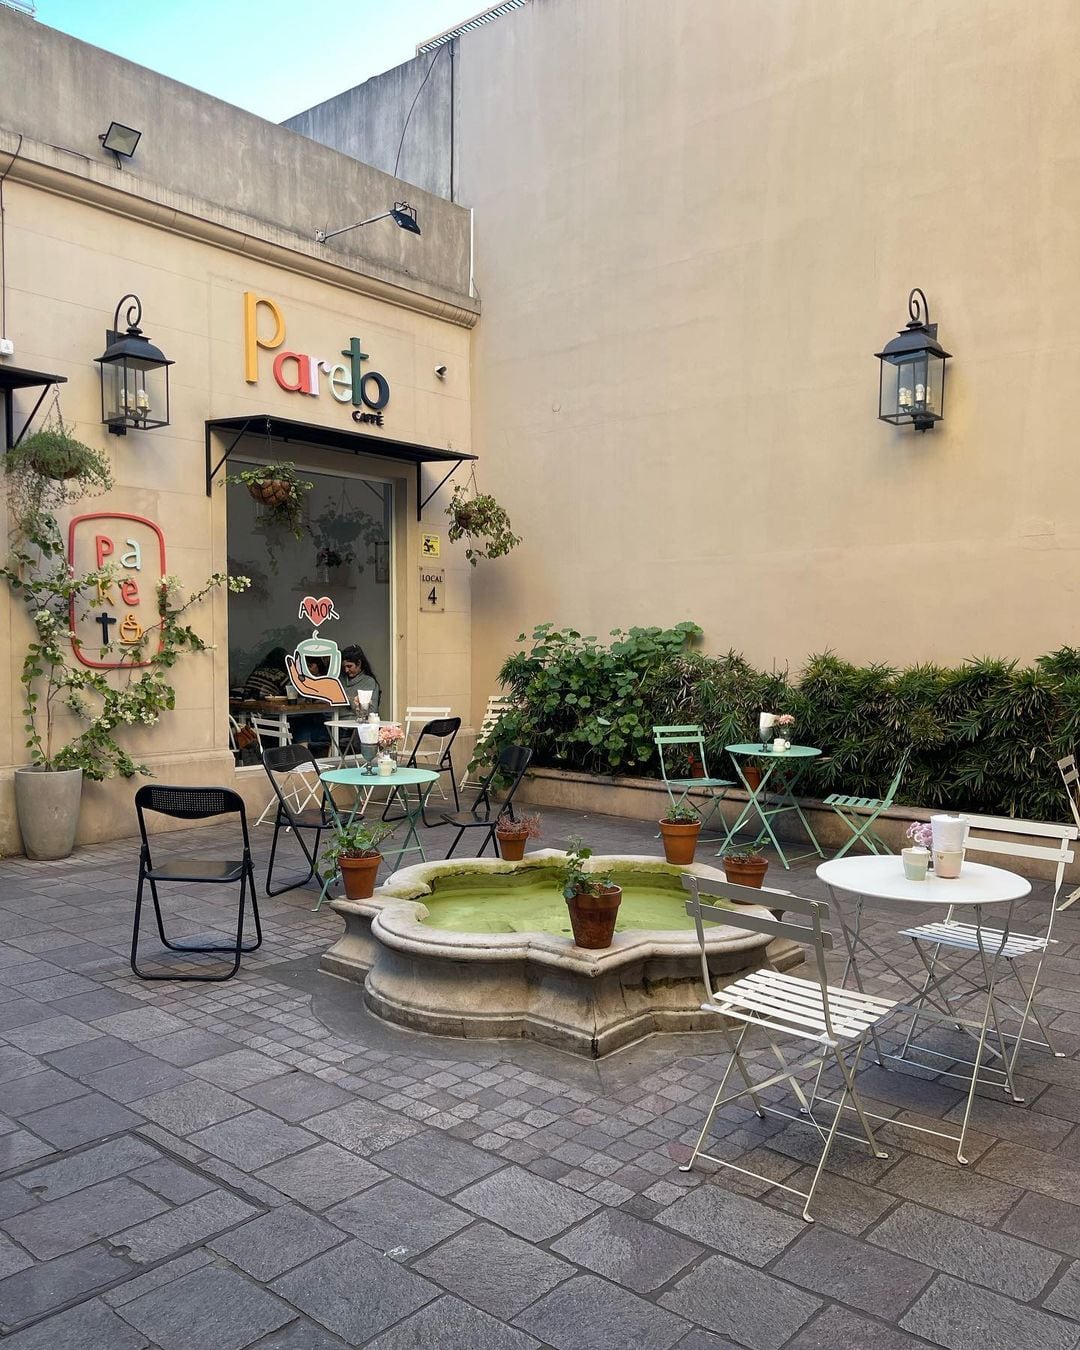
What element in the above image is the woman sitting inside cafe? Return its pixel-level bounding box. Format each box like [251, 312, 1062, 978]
[242, 647, 289, 700]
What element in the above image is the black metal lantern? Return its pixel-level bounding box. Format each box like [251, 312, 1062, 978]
[96, 294, 173, 435]
[875, 288, 950, 432]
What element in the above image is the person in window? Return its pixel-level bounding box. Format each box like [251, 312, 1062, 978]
[242, 647, 289, 700]
[340, 644, 381, 714]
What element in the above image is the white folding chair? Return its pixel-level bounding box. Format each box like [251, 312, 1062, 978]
[1057, 756, 1080, 911]
[679, 873, 897, 1222]
[400, 706, 451, 799]
[898, 814, 1077, 1082]
[460, 694, 515, 792]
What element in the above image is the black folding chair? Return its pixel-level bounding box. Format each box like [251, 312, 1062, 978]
[263, 744, 334, 896]
[132, 785, 261, 983]
[441, 745, 533, 857]
[383, 716, 462, 826]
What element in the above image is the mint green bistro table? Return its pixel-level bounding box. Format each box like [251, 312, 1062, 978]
[313, 766, 438, 911]
[723, 744, 825, 870]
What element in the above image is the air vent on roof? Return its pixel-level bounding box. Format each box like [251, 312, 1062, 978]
[417, 0, 530, 53]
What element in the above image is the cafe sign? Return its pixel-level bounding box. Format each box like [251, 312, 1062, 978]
[68, 513, 166, 668]
[243, 292, 390, 427]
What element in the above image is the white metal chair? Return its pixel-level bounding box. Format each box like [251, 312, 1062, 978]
[460, 694, 515, 792]
[1056, 756, 1080, 911]
[679, 873, 897, 1222]
[249, 713, 291, 749]
[400, 706, 451, 798]
[898, 814, 1077, 1082]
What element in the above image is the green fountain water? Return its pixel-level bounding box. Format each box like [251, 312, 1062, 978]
[417, 866, 729, 937]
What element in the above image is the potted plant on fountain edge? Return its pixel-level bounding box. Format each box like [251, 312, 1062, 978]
[495, 810, 542, 861]
[559, 836, 622, 949]
[658, 802, 701, 865]
[322, 819, 397, 900]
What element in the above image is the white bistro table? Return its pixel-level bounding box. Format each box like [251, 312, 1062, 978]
[816, 854, 1031, 1163]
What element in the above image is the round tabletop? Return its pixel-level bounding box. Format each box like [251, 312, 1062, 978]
[726, 743, 821, 759]
[332, 720, 402, 731]
[816, 855, 1030, 906]
[320, 766, 438, 787]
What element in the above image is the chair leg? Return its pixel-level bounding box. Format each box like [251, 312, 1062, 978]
[444, 826, 466, 858]
[266, 814, 321, 898]
[476, 824, 497, 858]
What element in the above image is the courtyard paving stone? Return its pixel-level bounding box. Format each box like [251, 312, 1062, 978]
[2, 804, 1080, 1345]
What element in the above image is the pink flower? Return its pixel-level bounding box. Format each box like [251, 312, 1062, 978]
[378, 725, 404, 750]
[777, 714, 795, 727]
[907, 821, 933, 849]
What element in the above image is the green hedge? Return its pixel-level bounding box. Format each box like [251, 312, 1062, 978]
[485, 622, 1080, 821]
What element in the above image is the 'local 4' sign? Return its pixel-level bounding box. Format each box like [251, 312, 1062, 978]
[244, 293, 390, 427]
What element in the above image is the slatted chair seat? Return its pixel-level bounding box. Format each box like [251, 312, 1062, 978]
[824, 792, 885, 811]
[900, 920, 1049, 961]
[708, 968, 896, 1042]
[667, 775, 734, 791]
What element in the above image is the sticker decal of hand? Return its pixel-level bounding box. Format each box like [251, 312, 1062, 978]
[285, 653, 349, 706]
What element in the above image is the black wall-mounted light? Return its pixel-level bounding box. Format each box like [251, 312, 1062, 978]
[96, 295, 173, 436]
[99, 121, 142, 169]
[315, 201, 421, 244]
[875, 288, 950, 432]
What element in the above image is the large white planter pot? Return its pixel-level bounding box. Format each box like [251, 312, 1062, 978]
[14, 766, 83, 860]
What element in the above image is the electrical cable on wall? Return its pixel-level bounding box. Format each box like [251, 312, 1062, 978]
[393, 46, 445, 180]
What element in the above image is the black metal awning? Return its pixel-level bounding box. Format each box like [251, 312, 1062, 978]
[205, 413, 476, 521]
[0, 365, 68, 450]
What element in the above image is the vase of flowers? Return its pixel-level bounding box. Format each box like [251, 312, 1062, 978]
[378, 724, 405, 760]
[776, 713, 795, 748]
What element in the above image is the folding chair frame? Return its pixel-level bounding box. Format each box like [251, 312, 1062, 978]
[679, 875, 894, 1221]
[654, 724, 736, 849]
[443, 745, 533, 858]
[132, 785, 262, 983]
[262, 745, 333, 897]
[1057, 755, 1080, 911]
[825, 750, 910, 859]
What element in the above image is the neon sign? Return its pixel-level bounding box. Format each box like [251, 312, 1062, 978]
[243, 293, 390, 426]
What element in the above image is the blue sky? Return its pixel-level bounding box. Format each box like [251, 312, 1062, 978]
[34, 0, 472, 122]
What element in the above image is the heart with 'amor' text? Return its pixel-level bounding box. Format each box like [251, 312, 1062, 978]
[299, 595, 339, 627]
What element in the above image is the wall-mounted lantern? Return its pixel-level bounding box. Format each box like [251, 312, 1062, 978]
[875, 288, 950, 432]
[96, 294, 173, 435]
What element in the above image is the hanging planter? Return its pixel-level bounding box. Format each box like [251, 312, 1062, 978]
[225, 461, 313, 540]
[4, 400, 113, 514]
[445, 483, 521, 566]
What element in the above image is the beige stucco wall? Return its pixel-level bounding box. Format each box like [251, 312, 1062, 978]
[0, 179, 473, 850]
[453, 0, 1080, 718]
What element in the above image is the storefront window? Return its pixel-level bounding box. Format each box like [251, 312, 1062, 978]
[227, 465, 393, 718]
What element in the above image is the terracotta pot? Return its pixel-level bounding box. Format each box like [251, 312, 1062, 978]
[658, 819, 701, 865]
[742, 766, 763, 791]
[722, 857, 769, 892]
[565, 884, 623, 949]
[497, 832, 527, 861]
[339, 852, 381, 900]
[248, 479, 293, 509]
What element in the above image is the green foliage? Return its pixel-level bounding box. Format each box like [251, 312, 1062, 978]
[5, 408, 114, 537]
[723, 848, 767, 864]
[661, 803, 699, 824]
[320, 819, 397, 876]
[559, 836, 615, 900]
[446, 484, 521, 565]
[480, 623, 1080, 820]
[225, 462, 313, 541]
[2, 462, 248, 780]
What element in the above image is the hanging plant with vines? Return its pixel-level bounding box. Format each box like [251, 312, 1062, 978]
[445, 481, 521, 565]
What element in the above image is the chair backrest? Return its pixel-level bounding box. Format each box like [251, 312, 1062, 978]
[654, 724, 710, 782]
[962, 813, 1076, 904]
[228, 714, 242, 753]
[475, 744, 533, 819]
[406, 717, 461, 769]
[681, 874, 839, 1041]
[135, 784, 250, 858]
[880, 749, 911, 805]
[401, 706, 452, 758]
[250, 713, 292, 747]
[262, 743, 322, 819]
[1058, 756, 1080, 831]
[477, 695, 514, 740]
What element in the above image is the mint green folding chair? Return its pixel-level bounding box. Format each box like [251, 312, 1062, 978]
[654, 725, 736, 848]
[824, 750, 910, 858]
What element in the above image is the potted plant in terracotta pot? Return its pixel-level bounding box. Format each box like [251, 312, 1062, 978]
[658, 803, 701, 865]
[721, 847, 769, 890]
[560, 836, 622, 949]
[322, 819, 397, 900]
[495, 811, 542, 861]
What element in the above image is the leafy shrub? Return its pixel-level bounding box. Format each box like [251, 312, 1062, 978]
[480, 624, 1080, 820]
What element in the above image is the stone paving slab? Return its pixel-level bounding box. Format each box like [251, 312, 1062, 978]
[3, 806, 1080, 1346]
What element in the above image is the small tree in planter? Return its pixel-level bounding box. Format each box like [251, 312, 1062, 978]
[721, 847, 769, 890]
[321, 819, 397, 900]
[495, 811, 542, 861]
[559, 836, 622, 949]
[659, 803, 701, 865]
[445, 484, 521, 565]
